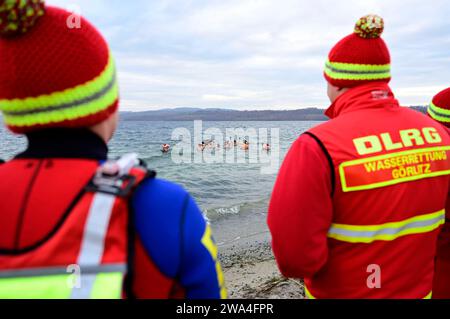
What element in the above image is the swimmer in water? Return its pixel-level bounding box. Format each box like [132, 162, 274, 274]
[263, 143, 271, 151]
[241, 140, 249, 151]
[198, 141, 206, 152]
[161, 144, 170, 153]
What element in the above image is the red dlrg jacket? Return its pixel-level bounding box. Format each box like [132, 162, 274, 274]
[268, 82, 450, 299]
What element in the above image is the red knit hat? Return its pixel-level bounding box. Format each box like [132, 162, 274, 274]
[428, 88, 450, 128]
[0, 0, 119, 134]
[324, 14, 391, 88]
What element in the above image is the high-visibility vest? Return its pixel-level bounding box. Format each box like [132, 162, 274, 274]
[304, 101, 450, 299]
[0, 154, 152, 299]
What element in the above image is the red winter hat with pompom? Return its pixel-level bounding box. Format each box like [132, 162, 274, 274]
[324, 14, 391, 88]
[0, 0, 119, 134]
[428, 88, 450, 128]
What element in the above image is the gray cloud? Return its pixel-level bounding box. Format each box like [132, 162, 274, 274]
[47, 0, 450, 110]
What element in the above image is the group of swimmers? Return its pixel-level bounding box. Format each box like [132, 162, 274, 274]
[160, 140, 271, 153]
[196, 139, 271, 152]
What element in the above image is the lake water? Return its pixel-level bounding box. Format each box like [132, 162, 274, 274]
[0, 120, 320, 244]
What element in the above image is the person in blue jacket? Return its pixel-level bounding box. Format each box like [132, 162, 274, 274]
[0, 0, 225, 299]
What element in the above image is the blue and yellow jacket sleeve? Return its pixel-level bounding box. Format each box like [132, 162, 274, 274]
[132, 178, 226, 299]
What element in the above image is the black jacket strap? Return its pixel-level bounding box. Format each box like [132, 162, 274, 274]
[303, 132, 336, 197]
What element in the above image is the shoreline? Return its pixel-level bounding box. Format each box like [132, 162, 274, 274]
[213, 217, 305, 299]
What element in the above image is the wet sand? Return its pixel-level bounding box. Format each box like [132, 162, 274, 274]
[212, 213, 305, 299]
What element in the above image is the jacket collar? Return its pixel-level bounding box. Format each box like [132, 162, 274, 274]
[16, 128, 108, 160]
[325, 82, 400, 119]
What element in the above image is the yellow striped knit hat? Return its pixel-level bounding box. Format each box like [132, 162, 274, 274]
[0, 0, 119, 133]
[428, 88, 450, 128]
[324, 14, 391, 88]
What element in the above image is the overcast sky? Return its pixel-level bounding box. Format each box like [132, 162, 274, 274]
[47, 0, 450, 111]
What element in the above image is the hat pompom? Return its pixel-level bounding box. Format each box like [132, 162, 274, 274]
[354, 14, 384, 39]
[0, 0, 45, 38]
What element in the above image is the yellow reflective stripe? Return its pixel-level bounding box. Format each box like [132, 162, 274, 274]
[325, 60, 391, 80]
[3, 80, 118, 127]
[428, 102, 450, 123]
[328, 209, 445, 244]
[328, 217, 444, 243]
[0, 275, 73, 299]
[326, 60, 391, 72]
[424, 291, 433, 299]
[202, 224, 218, 259]
[325, 68, 391, 80]
[331, 210, 444, 232]
[429, 102, 450, 116]
[0, 272, 124, 299]
[0, 53, 116, 113]
[304, 285, 316, 300]
[90, 272, 124, 299]
[201, 224, 227, 299]
[216, 262, 227, 299]
[339, 146, 450, 192]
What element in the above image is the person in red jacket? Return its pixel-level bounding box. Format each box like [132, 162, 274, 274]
[428, 88, 450, 299]
[268, 15, 450, 299]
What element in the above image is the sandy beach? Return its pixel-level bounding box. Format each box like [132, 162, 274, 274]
[212, 213, 305, 299]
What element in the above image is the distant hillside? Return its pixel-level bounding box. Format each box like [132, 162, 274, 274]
[0, 106, 429, 122]
[411, 106, 427, 114]
[121, 106, 428, 121]
[120, 108, 328, 121]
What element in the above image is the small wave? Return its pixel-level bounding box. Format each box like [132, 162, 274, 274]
[203, 205, 241, 221]
[203, 197, 269, 221]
